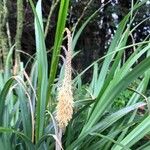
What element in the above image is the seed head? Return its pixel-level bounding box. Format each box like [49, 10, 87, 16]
[56, 28, 73, 129]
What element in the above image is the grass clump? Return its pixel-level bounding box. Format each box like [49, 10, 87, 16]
[0, 0, 150, 150]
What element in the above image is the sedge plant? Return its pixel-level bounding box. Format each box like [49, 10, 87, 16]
[0, 0, 150, 150]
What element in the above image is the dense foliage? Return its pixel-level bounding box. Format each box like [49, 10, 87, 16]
[0, 0, 150, 149]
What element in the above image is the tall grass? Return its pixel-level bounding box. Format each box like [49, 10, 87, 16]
[0, 0, 150, 149]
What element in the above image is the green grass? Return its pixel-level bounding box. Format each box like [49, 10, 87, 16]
[0, 0, 150, 149]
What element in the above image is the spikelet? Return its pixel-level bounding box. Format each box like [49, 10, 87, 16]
[56, 28, 73, 129]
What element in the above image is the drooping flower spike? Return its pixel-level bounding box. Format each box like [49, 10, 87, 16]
[56, 28, 73, 129]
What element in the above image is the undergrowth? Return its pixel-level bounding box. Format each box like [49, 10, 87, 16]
[0, 0, 150, 150]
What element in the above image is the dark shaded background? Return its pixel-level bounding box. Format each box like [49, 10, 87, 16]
[8, 0, 150, 80]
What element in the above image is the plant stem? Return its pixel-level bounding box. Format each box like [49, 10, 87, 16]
[44, 0, 59, 39]
[56, 128, 63, 150]
[15, 0, 24, 69]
